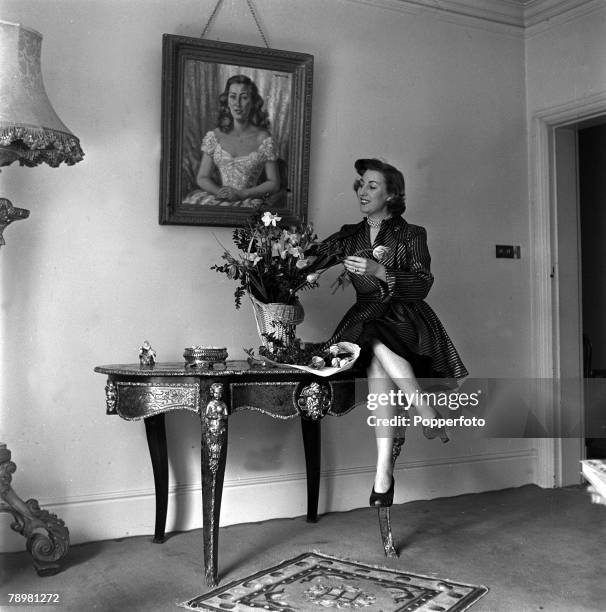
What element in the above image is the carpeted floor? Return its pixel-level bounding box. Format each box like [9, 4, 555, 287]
[1, 485, 605, 612]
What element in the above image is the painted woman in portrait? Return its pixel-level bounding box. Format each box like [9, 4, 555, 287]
[183, 74, 280, 208]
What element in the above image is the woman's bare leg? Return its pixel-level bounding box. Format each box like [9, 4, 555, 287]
[371, 341, 438, 419]
[367, 355, 400, 493]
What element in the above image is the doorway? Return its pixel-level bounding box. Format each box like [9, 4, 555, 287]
[579, 121, 606, 459]
[553, 116, 606, 480]
[530, 97, 606, 488]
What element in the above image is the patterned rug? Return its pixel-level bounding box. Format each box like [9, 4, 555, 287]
[179, 552, 488, 611]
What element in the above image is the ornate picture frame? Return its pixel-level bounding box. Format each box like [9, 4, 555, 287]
[159, 35, 314, 227]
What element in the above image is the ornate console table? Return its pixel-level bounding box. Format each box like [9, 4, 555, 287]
[95, 360, 377, 586]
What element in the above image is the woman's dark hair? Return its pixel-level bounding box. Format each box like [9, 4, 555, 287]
[217, 75, 270, 133]
[353, 158, 406, 215]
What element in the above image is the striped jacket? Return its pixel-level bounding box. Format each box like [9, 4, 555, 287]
[321, 215, 468, 380]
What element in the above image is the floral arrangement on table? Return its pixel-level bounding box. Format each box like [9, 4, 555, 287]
[211, 210, 390, 369]
[211, 211, 331, 309]
[211, 210, 338, 363]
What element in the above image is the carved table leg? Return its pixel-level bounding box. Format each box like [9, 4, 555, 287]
[377, 436, 405, 558]
[301, 418, 321, 523]
[295, 380, 331, 523]
[144, 414, 168, 543]
[0, 443, 69, 576]
[201, 383, 229, 587]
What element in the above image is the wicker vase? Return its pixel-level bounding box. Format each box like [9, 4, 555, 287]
[250, 295, 305, 354]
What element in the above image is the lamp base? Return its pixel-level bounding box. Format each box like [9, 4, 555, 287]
[0, 443, 70, 576]
[0, 197, 30, 247]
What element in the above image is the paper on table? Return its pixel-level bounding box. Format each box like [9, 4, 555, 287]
[263, 342, 361, 378]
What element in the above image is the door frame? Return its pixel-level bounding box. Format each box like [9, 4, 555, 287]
[530, 92, 606, 487]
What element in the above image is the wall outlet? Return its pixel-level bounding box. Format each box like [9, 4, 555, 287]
[496, 245, 521, 259]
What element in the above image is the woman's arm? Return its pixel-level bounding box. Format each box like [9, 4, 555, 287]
[383, 226, 434, 300]
[196, 152, 222, 195]
[343, 226, 434, 300]
[310, 226, 352, 271]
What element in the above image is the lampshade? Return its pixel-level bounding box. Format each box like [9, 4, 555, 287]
[0, 20, 84, 168]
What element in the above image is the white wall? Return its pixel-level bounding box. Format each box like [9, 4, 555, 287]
[525, 5, 606, 115]
[1, 0, 535, 552]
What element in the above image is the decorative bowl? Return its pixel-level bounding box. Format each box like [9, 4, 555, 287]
[183, 346, 228, 369]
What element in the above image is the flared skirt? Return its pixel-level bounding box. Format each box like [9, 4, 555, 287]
[325, 300, 468, 381]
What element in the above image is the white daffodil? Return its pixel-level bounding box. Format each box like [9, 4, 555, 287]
[245, 253, 262, 265]
[261, 211, 282, 227]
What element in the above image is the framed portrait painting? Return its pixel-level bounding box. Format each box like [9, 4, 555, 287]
[159, 35, 314, 227]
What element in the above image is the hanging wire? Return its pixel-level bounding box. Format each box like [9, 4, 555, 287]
[200, 0, 270, 47]
[200, 0, 226, 39]
[245, 0, 270, 48]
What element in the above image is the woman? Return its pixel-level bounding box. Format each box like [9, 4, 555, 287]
[183, 75, 280, 208]
[322, 158, 467, 508]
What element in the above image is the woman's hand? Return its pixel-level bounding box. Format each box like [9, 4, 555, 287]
[217, 186, 245, 201]
[344, 256, 386, 280]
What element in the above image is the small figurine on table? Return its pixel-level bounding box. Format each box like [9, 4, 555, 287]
[139, 340, 157, 367]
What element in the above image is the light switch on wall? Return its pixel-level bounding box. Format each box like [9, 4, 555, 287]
[496, 245, 521, 259]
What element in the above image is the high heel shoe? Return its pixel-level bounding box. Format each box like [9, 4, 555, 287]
[369, 477, 395, 508]
[422, 418, 450, 443]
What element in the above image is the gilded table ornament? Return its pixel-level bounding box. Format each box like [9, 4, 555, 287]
[231, 381, 299, 419]
[183, 346, 228, 369]
[204, 383, 229, 474]
[104, 380, 117, 415]
[294, 381, 332, 420]
[115, 382, 199, 419]
[138, 340, 157, 367]
[201, 382, 230, 587]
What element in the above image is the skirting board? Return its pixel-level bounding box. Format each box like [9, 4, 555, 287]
[0, 448, 536, 553]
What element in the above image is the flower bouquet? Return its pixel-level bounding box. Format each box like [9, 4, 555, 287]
[211, 211, 338, 358]
[211, 211, 326, 308]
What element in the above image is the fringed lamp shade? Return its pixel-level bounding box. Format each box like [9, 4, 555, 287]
[0, 20, 84, 168]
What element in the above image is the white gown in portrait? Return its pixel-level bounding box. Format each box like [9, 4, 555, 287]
[183, 131, 278, 208]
